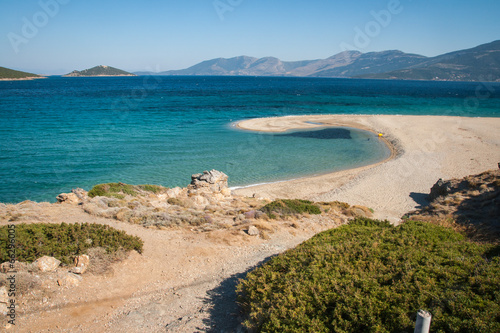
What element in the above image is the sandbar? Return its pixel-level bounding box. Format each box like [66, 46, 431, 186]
[234, 114, 500, 222]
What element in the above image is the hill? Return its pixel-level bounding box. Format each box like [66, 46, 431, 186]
[63, 65, 136, 77]
[357, 40, 500, 81]
[0, 66, 44, 80]
[137, 40, 500, 82]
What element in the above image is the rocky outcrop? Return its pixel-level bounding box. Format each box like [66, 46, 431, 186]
[405, 168, 500, 241]
[57, 188, 88, 204]
[188, 169, 231, 196]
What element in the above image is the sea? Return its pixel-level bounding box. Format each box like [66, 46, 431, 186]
[1, 76, 499, 203]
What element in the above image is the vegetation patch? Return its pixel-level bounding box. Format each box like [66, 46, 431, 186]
[0, 66, 41, 79]
[137, 184, 164, 194]
[0, 223, 143, 265]
[88, 182, 167, 199]
[259, 199, 321, 219]
[237, 218, 500, 332]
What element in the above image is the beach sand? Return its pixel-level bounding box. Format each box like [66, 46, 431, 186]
[234, 115, 500, 222]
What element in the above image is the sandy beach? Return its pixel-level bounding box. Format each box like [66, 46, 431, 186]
[234, 114, 500, 222]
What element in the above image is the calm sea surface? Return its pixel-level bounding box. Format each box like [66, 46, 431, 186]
[1, 76, 499, 203]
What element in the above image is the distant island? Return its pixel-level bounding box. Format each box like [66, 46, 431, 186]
[0, 66, 45, 81]
[136, 40, 500, 82]
[63, 65, 136, 77]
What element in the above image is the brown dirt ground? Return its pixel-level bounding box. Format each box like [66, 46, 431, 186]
[1, 200, 345, 332]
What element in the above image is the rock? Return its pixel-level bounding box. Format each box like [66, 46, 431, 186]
[34, 256, 60, 272]
[72, 188, 88, 200]
[0, 286, 8, 304]
[56, 192, 80, 204]
[204, 215, 214, 224]
[0, 286, 7, 316]
[244, 210, 256, 219]
[70, 254, 90, 274]
[57, 273, 82, 287]
[428, 179, 450, 202]
[247, 226, 259, 236]
[0, 261, 27, 273]
[255, 211, 267, 220]
[166, 187, 182, 198]
[189, 170, 229, 193]
[221, 188, 232, 197]
[192, 195, 209, 207]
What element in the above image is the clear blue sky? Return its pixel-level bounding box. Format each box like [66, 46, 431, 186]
[1, 0, 499, 74]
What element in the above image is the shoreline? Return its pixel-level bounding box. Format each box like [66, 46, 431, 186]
[234, 114, 500, 222]
[0, 76, 47, 81]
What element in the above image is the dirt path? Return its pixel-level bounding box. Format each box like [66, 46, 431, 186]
[3, 202, 339, 332]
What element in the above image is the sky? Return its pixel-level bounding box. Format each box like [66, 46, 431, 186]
[1, 0, 499, 75]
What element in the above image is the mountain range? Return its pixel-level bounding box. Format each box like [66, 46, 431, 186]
[136, 40, 500, 82]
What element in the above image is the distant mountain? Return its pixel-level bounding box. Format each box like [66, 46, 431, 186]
[0, 66, 44, 80]
[136, 41, 500, 82]
[63, 65, 136, 77]
[357, 40, 500, 81]
[313, 50, 428, 77]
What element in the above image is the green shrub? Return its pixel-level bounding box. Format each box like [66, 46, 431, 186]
[88, 182, 166, 198]
[138, 184, 165, 194]
[237, 218, 500, 332]
[88, 183, 137, 198]
[0, 223, 143, 265]
[260, 199, 321, 219]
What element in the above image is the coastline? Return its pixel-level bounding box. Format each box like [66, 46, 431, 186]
[234, 114, 500, 222]
[0, 76, 47, 81]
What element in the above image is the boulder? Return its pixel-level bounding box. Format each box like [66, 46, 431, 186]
[57, 273, 82, 287]
[56, 192, 80, 204]
[189, 170, 229, 193]
[70, 254, 90, 274]
[428, 179, 450, 202]
[34, 256, 60, 272]
[247, 225, 260, 236]
[72, 188, 88, 200]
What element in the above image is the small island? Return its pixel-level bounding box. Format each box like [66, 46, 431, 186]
[63, 65, 136, 77]
[0, 66, 46, 81]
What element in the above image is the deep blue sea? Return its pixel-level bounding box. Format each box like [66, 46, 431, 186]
[1, 76, 499, 203]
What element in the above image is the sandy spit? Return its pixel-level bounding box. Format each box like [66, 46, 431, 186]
[234, 114, 500, 222]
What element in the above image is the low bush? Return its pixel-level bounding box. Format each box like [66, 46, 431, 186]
[237, 218, 500, 332]
[137, 184, 164, 194]
[88, 183, 137, 198]
[259, 199, 321, 219]
[0, 223, 143, 265]
[88, 182, 167, 199]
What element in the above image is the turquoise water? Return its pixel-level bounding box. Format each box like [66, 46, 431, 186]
[0, 76, 499, 203]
